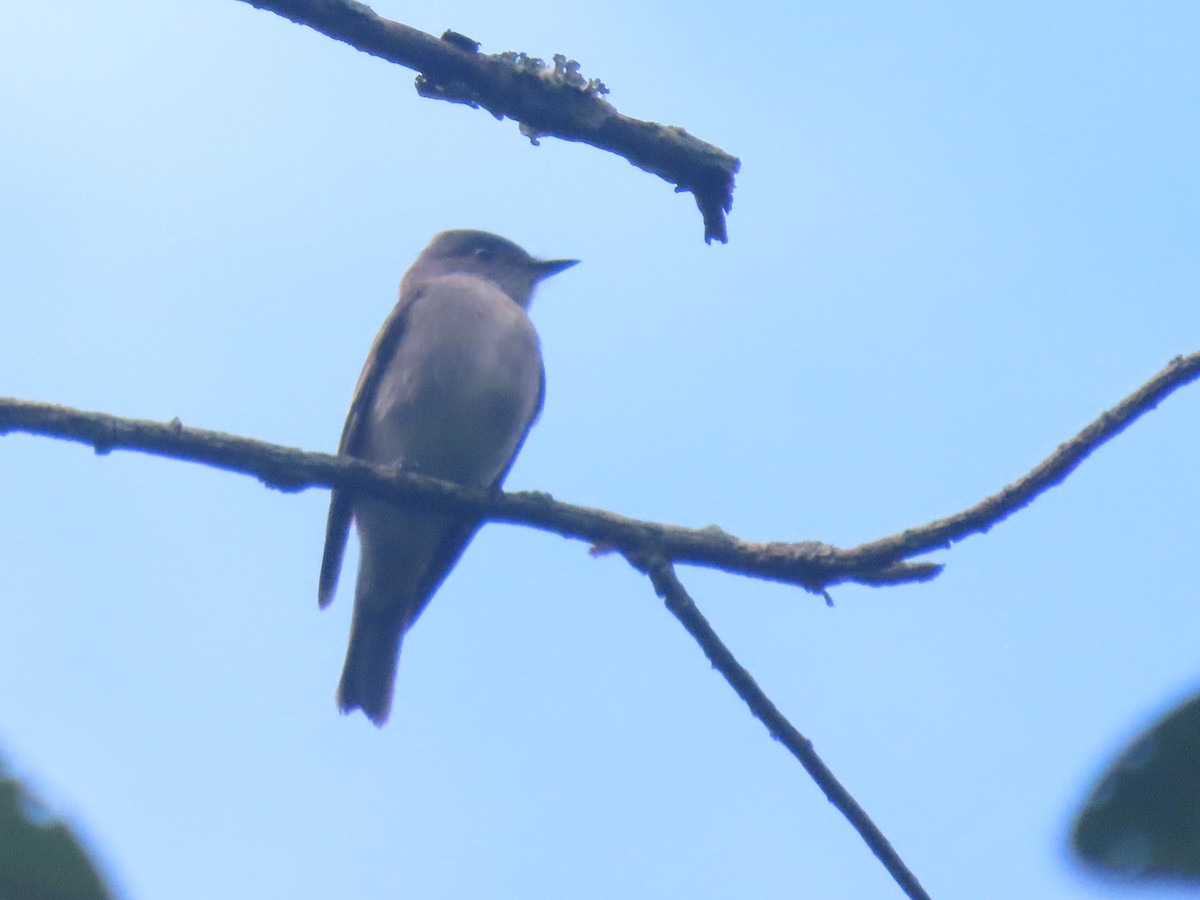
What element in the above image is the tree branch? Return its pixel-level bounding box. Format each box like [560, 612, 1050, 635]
[834, 351, 1200, 572]
[2, 351, 1197, 595]
[4, 347, 1195, 899]
[236, 0, 740, 243]
[0, 396, 933, 593]
[628, 555, 931, 900]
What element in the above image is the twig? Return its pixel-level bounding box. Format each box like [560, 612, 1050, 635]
[237, 0, 740, 243]
[825, 351, 1200, 576]
[630, 555, 931, 900]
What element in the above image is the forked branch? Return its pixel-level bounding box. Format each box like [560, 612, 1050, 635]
[2, 350, 1197, 899]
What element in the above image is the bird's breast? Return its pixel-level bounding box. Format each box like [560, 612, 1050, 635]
[362, 276, 543, 485]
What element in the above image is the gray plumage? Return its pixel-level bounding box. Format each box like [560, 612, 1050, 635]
[318, 230, 577, 725]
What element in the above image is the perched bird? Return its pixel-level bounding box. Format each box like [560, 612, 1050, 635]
[318, 230, 577, 726]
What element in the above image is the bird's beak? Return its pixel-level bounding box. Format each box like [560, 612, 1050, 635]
[535, 258, 580, 280]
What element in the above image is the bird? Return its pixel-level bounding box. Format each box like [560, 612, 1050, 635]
[318, 229, 577, 726]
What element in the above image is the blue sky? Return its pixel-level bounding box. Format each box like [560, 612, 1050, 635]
[2, 2, 1198, 898]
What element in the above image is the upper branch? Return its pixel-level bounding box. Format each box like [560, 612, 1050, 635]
[237, 0, 740, 243]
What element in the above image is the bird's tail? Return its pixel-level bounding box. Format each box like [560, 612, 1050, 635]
[337, 607, 406, 727]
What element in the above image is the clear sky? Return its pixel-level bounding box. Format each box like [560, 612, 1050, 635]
[2, 3, 1198, 898]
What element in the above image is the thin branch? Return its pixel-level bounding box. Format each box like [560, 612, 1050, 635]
[629, 555, 931, 900]
[237, 0, 740, 243]
[0, 397, 933, 593]
[831, 350, 1200, 573]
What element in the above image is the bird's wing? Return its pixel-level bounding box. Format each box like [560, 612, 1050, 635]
[494, 359, 546, 487]
[317, 295, 416, 609]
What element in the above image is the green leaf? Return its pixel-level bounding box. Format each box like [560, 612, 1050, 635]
[0, 765, 113, 900]
[1073, 690, 1200, 882]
